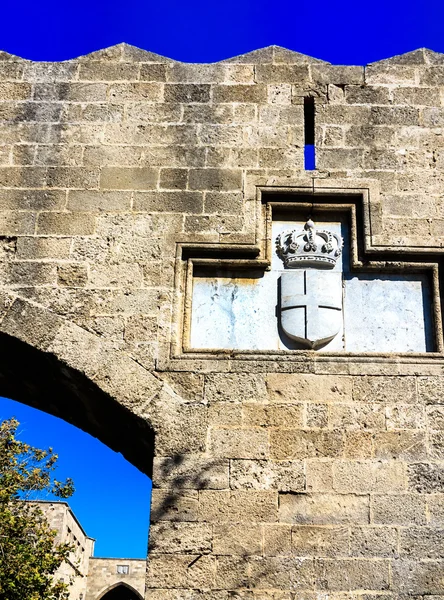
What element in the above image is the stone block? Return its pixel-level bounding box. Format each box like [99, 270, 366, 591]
[208, 403, 242, 427]
[270, 430, 344, 460]
[370, 106, 420, 126]
[311, 65, 364, 84]
[139, 63, 168, 81]
[345, 125, 395, 148]
[373, 432, 427, 460]
[88, 263, 143, 288]
[205, 374, 267, 403]
[263, 524, 292, 556]
[198, 490, 278, 523]
[279, 493, 369, 525]
[46, 167, 99, 189]
[392, 86, 441, 105]
[108, 82, 163, 101]
[333, 461, 406, 494]
[343, 432, 373, 459]
[124, 315, 158, 342]
[213, 85, 267, 103]
[391, 559, 444, 595]
[99, 167, 158, 190]
[249, 556, 314, 590]
[430, 433, 444, 459]
[291, 525, 348, 557]
[57, 264, 88, 287]
[258, 147, 303, 169]
[386, 404, 426, 429]
[209, 428, 269, 459]
[317, 148, 362, 170]
[188, 168, 242, 191]
[329, 404, 385, 431]
[146, 554, 215, 589]
[0, 297, 63, 351]
[159, 168, 188, 190]
[67, 190, 132, 212]
[314, 558, 390, 591]
[259, 105, 303, 125]
[16, 236, 71, 259]
[164, 84, 211, 103]
[198, 124, 244, 146]
[427, 405, 444, 430]
[349, 526, 398, 557]
[149, 522, 212, 554]
[37, 213, 96, 235]
[346, 85, 391, 105]
[0, 211, 36, 235]
[242, 404, 303, 428]
[408, 463, 444, 493]
[215, 556, 249, 589]
[317, 104, 371, 126]
[267, 84, 292, 105]
[353, 376, 417, 403]
[150, 490, 199, 522]
[255, 64, 310, 83]
[419, 66, 444, 85]
[428, 495, 444, 526]
[229, 459, 305, 491]
[305, 460, 334, 492]
[151, 393, 208, 456]
[399, 527, 444, 559]
[266, 374, 352, 404]
[158, 372, 204, 404]
[306, 404, 328, 428]
[213, 523, 262, 555]
[204, 192, 243, 214]
[78, 62, 139, 81]
[133, 191, 203, 213]
[0, 261, 56, 286]
[365, 64, 417, 84]
[418, 377, 444, 404]
[371, 494, 427, 525]
[0, 166, 46, 188]
[152, 456, 229, 490]
[0, 82, 32, 100]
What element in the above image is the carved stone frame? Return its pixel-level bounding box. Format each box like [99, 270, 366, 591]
[159, 178, 444, 375]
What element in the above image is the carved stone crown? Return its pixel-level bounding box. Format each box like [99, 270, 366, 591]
[276, 219, 343, 269]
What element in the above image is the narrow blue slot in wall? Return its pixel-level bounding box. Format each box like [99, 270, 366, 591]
[304, 97, 316, 170]
[304, 144, 316, 170]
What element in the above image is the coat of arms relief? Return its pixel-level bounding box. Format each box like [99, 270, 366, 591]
[189, 211, 433, 354]
[275, 219, 343, 349]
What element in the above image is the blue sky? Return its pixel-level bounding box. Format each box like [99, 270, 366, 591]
[0, 0, 442, 64]
[0, 397, 151, 558]
[0, 0, 442, 559]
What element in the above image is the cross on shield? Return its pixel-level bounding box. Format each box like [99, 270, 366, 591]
[280, 270, 343, 349]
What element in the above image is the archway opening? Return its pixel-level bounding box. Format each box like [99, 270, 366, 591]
[0, 332, 155, 476]
[99, 583, 143, 600]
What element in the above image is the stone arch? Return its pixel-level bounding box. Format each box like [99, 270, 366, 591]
[97, 582, 144, 600]
[0, 294, 159, 475]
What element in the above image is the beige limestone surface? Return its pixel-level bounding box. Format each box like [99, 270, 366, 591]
[0, 44, 443, 598]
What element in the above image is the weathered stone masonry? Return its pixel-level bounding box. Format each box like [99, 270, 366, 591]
[0, 43, 443, 598]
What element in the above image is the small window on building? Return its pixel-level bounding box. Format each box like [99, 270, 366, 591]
[116, 565, 129, 575]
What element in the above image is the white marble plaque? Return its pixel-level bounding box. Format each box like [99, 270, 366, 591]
[189, 218, 433, 353]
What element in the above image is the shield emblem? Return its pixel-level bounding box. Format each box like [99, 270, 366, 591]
[280, 270, 342, 349]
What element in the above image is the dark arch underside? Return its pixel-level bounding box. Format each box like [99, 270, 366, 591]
[99, 583, 143, 600]
[0, 332, 155, 477]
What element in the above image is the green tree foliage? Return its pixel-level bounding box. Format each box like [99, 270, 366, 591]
[0, 418, 75, 600]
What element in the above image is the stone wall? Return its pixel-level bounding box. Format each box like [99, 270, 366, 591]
[37, 501, 94, 600]
[86, 558, 146, 599]
[0, 44, 443, 598]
